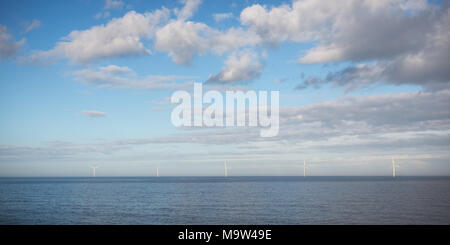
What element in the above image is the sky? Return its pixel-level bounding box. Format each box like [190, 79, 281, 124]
[0, 0, 449, 177]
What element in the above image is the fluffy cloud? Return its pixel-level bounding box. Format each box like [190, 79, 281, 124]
[297, 13, 450, 92]
[213, 12, 233, 22]
[24, 19, 42, 32]
[154, 20, 260, 65]
[28, 9, 170, 64]
[0, 25, 24, 61]
[82, 110, 107, 118]
[72, 65, 193, 89]
[154, 20, 211, 65]
[240, 0, 343, 45]
[94, 11, 111, 19]
[297, 1, 437, 64]
[104, 0, 124, 10]
[152, 0, 259, 66]
[132, 90, 450, 153]
[29, 0, 257, 67]
[297, 52, 450, 91]
[158, 90, 450, 147]
[296, 64, 385, 91]
[207, 50, 263, 83]
[174, 0, 202, 20]
[240, 0, 433, 60]
[93, 90, 450, 147]
[241, 0, 449, 89]
[282, 90, 450, 128]
[151, 0, 261, 71]
[272, 90, 450, 154]
[21, 0, 448, 89]
[95, 0, 123, 20]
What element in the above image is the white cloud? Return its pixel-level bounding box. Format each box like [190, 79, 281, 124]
[274, 78, 287, 83]
[25, 19, 42, 32]
[297, 6, 442, 64]
[104, 0, 124, 10]
[0, 25, 24, 61]
[154, 19, 260, 65]
[95, 0, 122, 20]
[240, 0, 439, 62]
[3, 90, 448, 164]
[297, 11, 450, 92]
[72, 65, 194, 90]
[28, 9, 170, 64]
[26, 0, 258, 68]
[283, 90, 450, 128]
[240, 0, 448, 89]
[213, 12, 233, 22]
[154, 20, 211, 65]
[1, 86, 449, 176]
[174, 0, 202, 20]
[240, 1, 329, 44]
[94, 11, 111, 19]
[207, 50, 263, 83]
[20, 0, 448, 91]
[153, 0, 261, 65]
[150, 90, 450, 153]
[81, 110, 107, 118]
[210, 27, 261, 54]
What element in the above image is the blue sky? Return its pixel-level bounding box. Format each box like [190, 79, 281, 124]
[0, 0, 449, 176]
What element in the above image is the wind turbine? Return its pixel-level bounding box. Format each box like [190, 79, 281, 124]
[90, 166, 99, 177]
[392, 157, 400, 178]
[224, 160, 231, 177]
[156, 167, 159, 177]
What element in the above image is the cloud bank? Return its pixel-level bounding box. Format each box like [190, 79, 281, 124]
[0, 25, 24, 61]
[81, 110, 107, 118]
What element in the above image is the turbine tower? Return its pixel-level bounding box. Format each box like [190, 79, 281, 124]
[156, 167, 159, 177]
[90, 166, 99, 177]
[224, 160, 229, 177]
[303, 160, 306, 177]
[392, 157, 400, 178]
[392, 157, 396, 178]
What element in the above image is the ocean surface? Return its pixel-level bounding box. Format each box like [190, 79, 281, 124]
[0, 176, 449, 225]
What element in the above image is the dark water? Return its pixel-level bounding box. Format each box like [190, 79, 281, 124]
[0, 176, 449, 225]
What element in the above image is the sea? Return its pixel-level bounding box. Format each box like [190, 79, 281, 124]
[0, 176, 449, 225]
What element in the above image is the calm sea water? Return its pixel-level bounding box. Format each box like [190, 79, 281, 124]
[0, 176, 449, 225]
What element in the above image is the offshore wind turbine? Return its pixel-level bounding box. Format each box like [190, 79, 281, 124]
[392, 157, 400, 178]
[90, 166, 99, 177]
[392, 158, 396, 178]
[303, 160, 306, 177]
[224, 160, 230, 177]
[156, 167, 159, 177]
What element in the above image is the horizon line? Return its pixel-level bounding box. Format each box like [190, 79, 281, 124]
[0, 175, 449, 178]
